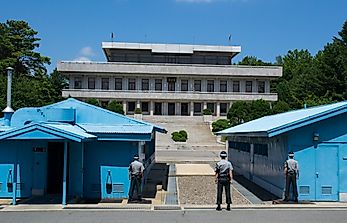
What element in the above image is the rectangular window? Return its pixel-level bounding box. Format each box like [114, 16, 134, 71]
[74, 77, 82, 89]
[88, 77, 95, 89]
[115, 78, 122, 90]
[207, 80, 214, 92]
[229, 141, 251, 153]
[128, 102, 135, 113]
[220, 80, 227, 92]
[128, 78, 136, 90]
[167, 77, 176, 91]
[207, 103, 215, 114]
[142, 102, 149, 113]
[220, 103, 228, 115]
[101, 78, 109, 90]
[181, 80, 188, 91]
[232, 81, 240, 92]
[194, 103, 202, 115]
[142, 79, 149, 91]
[246, 81, 253, 93]
[155, 79, 162, 91]
[254, 143, 268, 157]
[257, 81, 265, 93]
[194, 80, 201, 92]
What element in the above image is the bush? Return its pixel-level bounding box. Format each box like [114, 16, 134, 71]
[134, 107, 142, 114]
[202, 108, 212, 115]
[85, 98, 100, 107]
[171, 130, 188, 142]
[212, 119, 231, 132]
[106, 100, 124, 115]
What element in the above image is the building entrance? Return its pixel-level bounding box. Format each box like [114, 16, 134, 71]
[181, 103, 189, 116]
[154, 103, 162, 115]
[168, 103, 175, 115]
[47, 142, 66, 194]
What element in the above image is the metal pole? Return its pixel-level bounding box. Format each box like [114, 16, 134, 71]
[81, 142, 84, 198]
[62, 141, 68, 206]
[6, 67, 13, 109]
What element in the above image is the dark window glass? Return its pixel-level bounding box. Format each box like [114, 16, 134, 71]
[229, 141, 251, 153]
[128, 102, 135, 112]
[233, 81, 240, 92]
[207, 80, 214, 92]
[128, 78, 136, 90]
[142, 79, 149, 91]
[246, 81, 253, 93]
[115, 78, 122, 90]
[207, 103, 215, 114]
[258, 81, 265, 93]
[220, 103, 228, 115]
[88, 77, 95, 89]
[74, 77, 82, 89]
[194, 80, 201, 92]
[101, 78, 109, 90]
[142, 102, 149, 112]
[181, 80, 188, 91]
[220, 80, 227, 92]
[194, 103, 202, 115]
[168, 82, 175, 91]
[254, 144, 268, 157]
[155, 79, 162, 91]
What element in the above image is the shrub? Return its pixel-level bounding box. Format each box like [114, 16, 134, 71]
[202, 108, 212, 115]
[212, 119, 231, 132]
[106, 100, 124, 115]
[134, 107, 142, 114]
[171, 130, 188, 142]
[85, 98, 100, 107]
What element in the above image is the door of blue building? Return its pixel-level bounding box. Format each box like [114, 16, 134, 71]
[315, 145, 339, 201]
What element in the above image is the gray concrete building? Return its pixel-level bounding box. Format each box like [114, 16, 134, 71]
[57, 42, 282, 116]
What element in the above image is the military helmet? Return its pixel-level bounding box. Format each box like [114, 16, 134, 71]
[220, 151, 227, 158]
[133, 154, 139, 159]
[288, 151, 294, 157]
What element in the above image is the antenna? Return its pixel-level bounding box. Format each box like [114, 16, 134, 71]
[111, 32, 115, 43]
[228, 34, 232, 46]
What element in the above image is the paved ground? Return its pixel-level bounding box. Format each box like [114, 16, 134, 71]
[1, 209, 347, 223]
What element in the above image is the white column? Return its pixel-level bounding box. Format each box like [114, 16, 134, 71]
[216, 102, 220, 117]
[82, 75, 87, 89]
[265, 80, 270, 93]
[150, 101, 154, 116]
[190, 102, 194, 116]
[176, 102, 180, 115]
[96, 77, 101, 89]
[123, 78, 127, 90]
[123, 101, 127, 113]
[136, 100, 141, 109]
[203, 102, 207, 110]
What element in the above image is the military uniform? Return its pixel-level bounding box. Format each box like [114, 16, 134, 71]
[215, 153, 233, 210]
[284, 153, 299, 202]
[128, 158, 145, 201]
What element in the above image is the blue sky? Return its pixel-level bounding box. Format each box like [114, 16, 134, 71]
[1, 0, 346, 72]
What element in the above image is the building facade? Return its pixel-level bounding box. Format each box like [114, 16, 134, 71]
[58, 42, 282, 116]
[218, 102, 347, 201]
[0, 99, 165, 204]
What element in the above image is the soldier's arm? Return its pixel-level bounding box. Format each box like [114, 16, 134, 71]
[229, 169, 233, 183]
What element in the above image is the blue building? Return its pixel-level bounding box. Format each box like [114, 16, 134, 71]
[0, 98, 165, 205]
[218, 102, 347, 202]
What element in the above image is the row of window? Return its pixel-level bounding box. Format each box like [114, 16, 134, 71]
[74, 77, 266, 93]
[229, 141, 269, 157]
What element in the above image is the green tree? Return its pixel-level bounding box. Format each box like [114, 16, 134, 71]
[250, 99, 272, 119]
[212, 119, 231, 132]
[272, 101, 291, 114]
[227, 101, 251, 126]
[85, 98, 100, 107]
[237, 56, 272, 66]
[106, 100, 124, 115]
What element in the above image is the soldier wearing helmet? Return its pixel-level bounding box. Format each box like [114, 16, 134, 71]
[283, 151, 299, 202]
[215, 151, 233, 211]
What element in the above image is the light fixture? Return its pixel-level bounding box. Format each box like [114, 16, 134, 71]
[313, 132, 319, 142]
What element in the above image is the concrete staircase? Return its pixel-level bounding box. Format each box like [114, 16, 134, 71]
[143, 116, 226, 163]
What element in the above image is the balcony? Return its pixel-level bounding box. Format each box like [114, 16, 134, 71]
[62, 89, 278, 101]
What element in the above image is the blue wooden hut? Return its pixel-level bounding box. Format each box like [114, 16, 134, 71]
[0, 98, 165, 205]
[218, 102, 347, 201]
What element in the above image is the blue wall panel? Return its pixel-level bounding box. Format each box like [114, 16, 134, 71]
[100, 166, 129, 199]
[84, 141, 137, 199]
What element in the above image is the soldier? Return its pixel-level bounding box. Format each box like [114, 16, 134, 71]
[215, 151, 233, 211]
[283, 151, 299, 202]
[128, 154, 144, 202]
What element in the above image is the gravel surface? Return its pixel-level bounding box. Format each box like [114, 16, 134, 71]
[177, 176, 251, 205]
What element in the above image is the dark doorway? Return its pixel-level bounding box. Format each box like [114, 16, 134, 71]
[181, 103, 189, 116]
[168, 103, 175, 116]
[47, 142, 66, 194]
[154, 103, 162, 115]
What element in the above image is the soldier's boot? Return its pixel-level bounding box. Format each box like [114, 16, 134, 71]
[216, 205, 222, 211]
[226, 204, 231, 211]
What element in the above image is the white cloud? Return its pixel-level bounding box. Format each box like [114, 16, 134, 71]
[73, 46, 95, 61]
[79, 46, 95, 57]
[73, 56, 91, 62]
